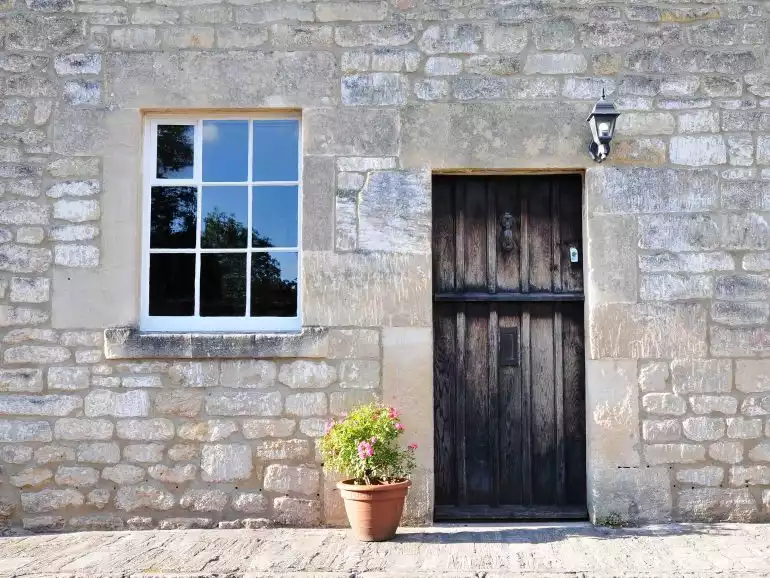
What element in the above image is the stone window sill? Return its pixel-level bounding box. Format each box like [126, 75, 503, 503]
[104, 326, 328, 360]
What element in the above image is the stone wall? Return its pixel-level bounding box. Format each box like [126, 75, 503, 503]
[0, 0, 769, 531]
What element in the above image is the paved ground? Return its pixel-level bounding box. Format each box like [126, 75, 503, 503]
[2, 523, 770, 577]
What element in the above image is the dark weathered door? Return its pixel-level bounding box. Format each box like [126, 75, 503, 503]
[432, 174, 586, 521]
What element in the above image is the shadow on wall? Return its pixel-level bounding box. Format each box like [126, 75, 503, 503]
[391, 523, 736, 544]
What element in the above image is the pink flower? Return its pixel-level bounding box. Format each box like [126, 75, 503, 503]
[395, 423, 404, 431]
[324, 420, 335, 434]
[388, 407, 400, 419]
[357, 441, 374, 460]
[370, 437, 377, 444]
[408, 443, 418, 451]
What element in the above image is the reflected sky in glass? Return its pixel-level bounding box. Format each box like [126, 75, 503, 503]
[203, 120, 248, 182]
[201, 186, 248, 249]
[156, 125, 194, 179]
[252, 186, 298, 248]
[253, 120, 299, 182]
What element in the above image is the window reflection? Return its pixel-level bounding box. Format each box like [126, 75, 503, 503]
[156, 125, 194, 179]
[251, 252, 298, 317]
[252, 186, 298, 248]
[149, 254, 195, 316]
[203, 120, 248, 182]
[150, 186, 197, 249]
[201, 186, 248, 249]
[200, 254, 247, 317]
[253, 120, 299, 182]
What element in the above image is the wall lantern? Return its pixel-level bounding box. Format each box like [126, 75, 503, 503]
[586, 89, 620, 163]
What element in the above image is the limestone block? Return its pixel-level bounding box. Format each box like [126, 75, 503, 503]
[121, 376, 162, 389]
[582, 20, 636, 48]
[125, 516, 153, 530]
[401, 102, 588, 170]
[712, 302, 769, 326]
[168, 444, 198, 462]
[0, 245, 51, 273]
[35, 445, 76, 464]
[744, 254, 770, 272]
[270, 24, 334, 50]
[342, 73, 408, 106]
[639, 362, 668, 392]
[286, 393, 328, 417]
[642, 393, 686, 416]
[102, 464, 145, 485]
[452, 77, 560, 100]
[533, 18, 574, 50]
[717, 274, 770, 302]
[47, 367, 89, 391]
[55, 466, 98, 487]
[253, 439, 311, 461]
[419, 23, 480, 54]
[232, 492, 267, 514]
[711, 326, 770, 357]
[588, 466, 671, 524]
[10, 467, 53, 488]
[116, 419, 174, 441]
[303, 251, 430, 327]
[77, 442, 120, 464]
[645, 444, 706, 465]
[305, 108, 399, 156]
[148, 464, 197, 484]
[670, 136, 727, 166]
[328, 329, 380, 360]
[10, 277, 50, 303]
[115, 484, 174, 512]
[330, 391, 379, 416]
[215, 25, 268, 49]
[124, 443, 164, 464]
[54, 245, 99, 268]
[235, 4, 313, 24]
[589, 303, 707, 359]
[563, 77, 616, 100]
[153, 389, 203, 418]
[748, 442, 770, 462]
[273, 497, 321, 527]
[220, 360, 277, 388]
[263, 465, 320, 496]
[47, 157, 99, 178]
[671, 359, 732, 394]
[677, 488, 757, 521]
[180, 489, 228, 512]
[338, 360, 380, 389]
[640, 274, 713, 301]
[0, 445, 33, 463]
[201, 444, 252, 482]
[105, 51, 336, 108]
[205, 391, 282, 417]
[54, 418, 113, 440]
[68, 515, 124, 531]
[84, 390, 149, 418]
[425, 56, 461, 76]
[22, 516, 65, 532]
[358, 170, 431, 254]
[682, 417, 725, 441]
[54, 53, 101, 75]
[0, 369, 43, 393]
[168, 361, 218, 388]
[86, 489, 109, 509]
[0, 395, 81, 417]
[730, 465, 770, 486]
[726, 417, 763, 439]
[177, 420, 237, 442]
[642, 420, 681, 442]
[0, 420, 52, 442]
[689, 396, 738, 415]
[278, 361, 337, 389]
[740, 396, 770, 416]
[638, 214, 720, 251]
[524, 53, 587, 74]
[721, 182, 768, 210]
[708, 441, 744, 464]
[334, 23, 414, 47]
[21, 489, 84, 513]
[299, 418, 326, 438]
[242, 419, 296, 439]
[586, 360, 639, 468]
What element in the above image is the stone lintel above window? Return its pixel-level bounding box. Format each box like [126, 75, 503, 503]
[104, 326, 328, 360]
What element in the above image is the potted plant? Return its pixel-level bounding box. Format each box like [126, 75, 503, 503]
[320, 403, 417, 541]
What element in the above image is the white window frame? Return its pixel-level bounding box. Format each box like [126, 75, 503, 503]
[140, 113, 302, 333]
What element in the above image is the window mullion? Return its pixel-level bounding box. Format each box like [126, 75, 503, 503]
[193, 119, 203, 317]
[245, 119, 254, 318]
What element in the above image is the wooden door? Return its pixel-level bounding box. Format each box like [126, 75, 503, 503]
[432, 174, 586, 521]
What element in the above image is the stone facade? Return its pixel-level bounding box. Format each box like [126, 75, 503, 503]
[0, 0, 769, 531]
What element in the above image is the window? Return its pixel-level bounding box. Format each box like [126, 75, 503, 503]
[141, 115, 301, 332]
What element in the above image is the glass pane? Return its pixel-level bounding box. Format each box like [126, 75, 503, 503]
[202, 120, 248, 182]
[149, 254, 195, 316]
[253, 120, 299, 182]
[200, 254, 246, 317]
[201, 186, 248, 249]
[156, 125, 194, 179]
[251, 251, 298, 317]
[150, 186, 197, 249]
[252, 186, 298, 248]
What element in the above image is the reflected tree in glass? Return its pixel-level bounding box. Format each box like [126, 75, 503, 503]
[150, 187, 197, 248]
[202, 209, 248, 249]
[157, 125, 194, 179]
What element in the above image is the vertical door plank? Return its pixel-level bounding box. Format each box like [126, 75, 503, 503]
[530, 303, 556, 505]
[498, 304, 523, 505]
[455, 304, 467, 506]
[527, 178, 554, 293]
[433, 302, 456, 506]
[560, 175, 584, 293]
[487, 181, 498, 294]
[495, 178, 521, 292]
[520, 307, 532, 505]
[488, 303, 500, 507]
[455, 180, 465, 293]
[465, 303, 491, 505]
[464, 180, 488, 291]
[562, 302, 587, 506]
[432, 177, 456, 293]
[551, 182, 566, 506]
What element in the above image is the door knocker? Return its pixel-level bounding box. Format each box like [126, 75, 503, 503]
[500, 212, 514, 253]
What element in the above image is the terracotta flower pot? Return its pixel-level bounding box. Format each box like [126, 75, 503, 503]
[336, 478, 411, 542]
